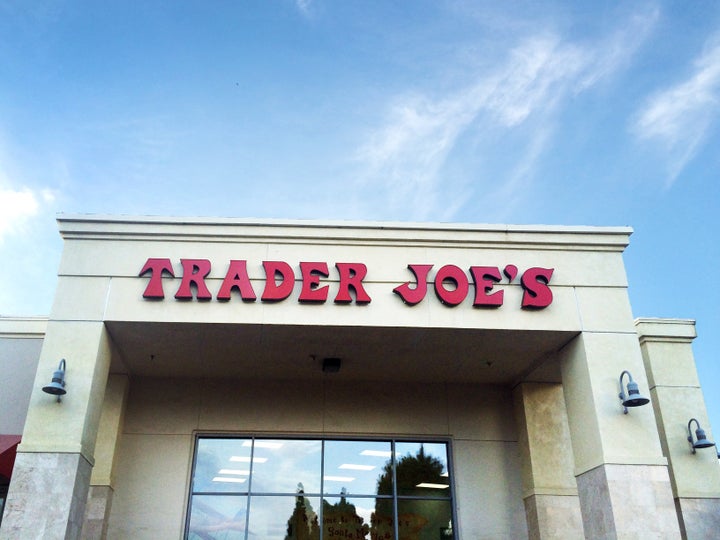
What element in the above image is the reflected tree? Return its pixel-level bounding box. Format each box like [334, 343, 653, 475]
[371, 446, 447, 540]
[285, 483, 319, 540]
[322, 488, 370, 539]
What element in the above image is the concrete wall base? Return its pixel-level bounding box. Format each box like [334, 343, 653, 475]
[576, 463, 681, 539]
[523, 494, 583, 539]
[80, 485, 114, 540]
[1, 452, 91, 540]
[676, 497, 720, 540]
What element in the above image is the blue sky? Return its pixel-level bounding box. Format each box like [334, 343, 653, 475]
[1, 1, 719, 435]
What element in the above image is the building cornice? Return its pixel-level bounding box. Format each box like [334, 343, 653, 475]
[57, 214, 633, 252]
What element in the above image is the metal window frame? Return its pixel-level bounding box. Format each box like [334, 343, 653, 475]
[185, 434, 457, 540]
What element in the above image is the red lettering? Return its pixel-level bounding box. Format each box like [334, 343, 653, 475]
[139, 258, 174, 298]
[174, 259, 212, 300]
[261, 261, 295, 301]
[434, 264, 469, 306]
[521, 267, 554, 309]
[216, 260, 257, 301]
[299, 261, 330, 303]
[503, 264, 518, 282]
[335, 262, 371, 304]
[393, 264, 433, 305]
[470, 266, 503, 306]
[140, 257, 555, 311]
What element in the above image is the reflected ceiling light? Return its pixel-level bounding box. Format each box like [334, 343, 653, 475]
[618, 370, 650, 414]
[230, 456, 268, 463]
[42, 359, 67, 402]
[243, 441, 283, 449]
[687, 418, 716, 454]
[218, 469, 250, 475]
[339, 464, 376, 471]
[360, 450, 392, 458]
[416, 483, 449, 489]
[212, 477, 247, 483]
[324, 476, 355, 482]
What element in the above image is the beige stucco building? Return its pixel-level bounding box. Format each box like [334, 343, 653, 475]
[0, 214, 718, 539]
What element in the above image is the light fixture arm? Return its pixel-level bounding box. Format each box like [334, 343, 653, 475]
[619, 370, 631, 414]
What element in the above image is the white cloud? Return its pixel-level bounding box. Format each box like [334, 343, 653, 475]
[0, 186, 54, 242]
[354, 9, 657, 220]
[632, 34, 720, 184]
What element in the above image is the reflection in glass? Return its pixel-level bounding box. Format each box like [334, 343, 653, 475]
[247, 493, 321, 540]
[187, 495, 247, 539]
[324, 440, 392, 496]
[397, 499, 453, 540]
[251, 439, 322, 494]
[392, 443, 450, 496]
[322, 494, 372, 539]
[193, 438, 252, 493]
[188, 438, 454, 540]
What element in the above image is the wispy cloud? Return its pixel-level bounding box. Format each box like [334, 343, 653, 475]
[632, 33, 720, 184]
[353, 9, 658, 221]
[295, 0, 312, 17]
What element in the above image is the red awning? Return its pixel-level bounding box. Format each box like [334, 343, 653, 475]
[0, 435, 21, 480]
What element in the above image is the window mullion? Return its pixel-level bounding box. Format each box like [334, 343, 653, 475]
[319, 439, 325, 540]
[391, 439, 399, 540]
[243, 438, 256, 540]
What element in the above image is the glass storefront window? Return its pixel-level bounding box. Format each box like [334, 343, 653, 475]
[186, 437, 455, 540]
[187, 495, 247, 539]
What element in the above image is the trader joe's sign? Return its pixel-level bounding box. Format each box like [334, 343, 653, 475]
[139, 258, 554, 309]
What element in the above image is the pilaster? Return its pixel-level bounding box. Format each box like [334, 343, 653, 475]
[636, 318, 720, 539]
[560, 332, 681, 538]
[0, 321, 111, 539]
[513, 382, 583, 539]
[80, 374, 129, 539]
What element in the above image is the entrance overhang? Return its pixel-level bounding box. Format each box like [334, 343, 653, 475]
[106, 321, 577, 384]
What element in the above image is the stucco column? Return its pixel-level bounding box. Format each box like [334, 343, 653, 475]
[513, 382, 584, 539]
[560, 332, 681, 538]
[636, 318, 720, 539]
[80, 374, 129, 539]
[0, 321, 111, 540]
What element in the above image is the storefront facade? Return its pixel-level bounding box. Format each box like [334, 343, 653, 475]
[0, 215, 718, 539]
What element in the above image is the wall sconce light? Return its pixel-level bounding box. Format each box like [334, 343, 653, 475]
[687, 418, 716, 454]
[618, 370, 650, 414]
[42, 359, 67, 402]
[322, 357, 341, 373]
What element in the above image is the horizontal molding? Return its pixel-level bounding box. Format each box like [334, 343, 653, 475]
[57, 214, 633, 252]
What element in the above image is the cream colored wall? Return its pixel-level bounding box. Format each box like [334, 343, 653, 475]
[54, 218, 632, 333]
[559, 332, 665, 475]
[35, 216, 646, 538]
[0, 318, 46, 435]
[19, 320, 113, 460]
[106, 377, 527, 540]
